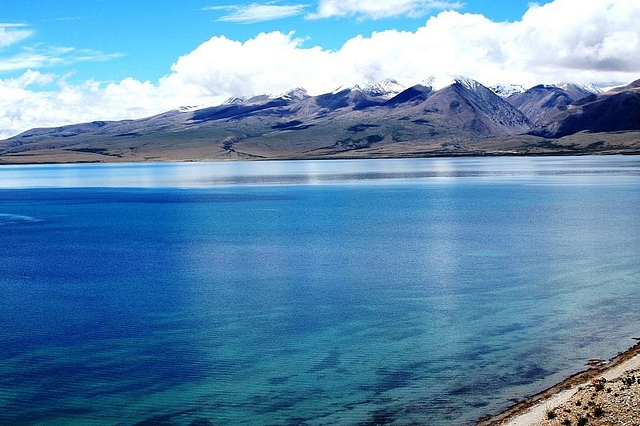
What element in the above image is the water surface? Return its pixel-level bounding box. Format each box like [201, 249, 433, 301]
[1, 156, 639, 425]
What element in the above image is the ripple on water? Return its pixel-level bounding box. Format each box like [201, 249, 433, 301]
[0, 213, 42, 225]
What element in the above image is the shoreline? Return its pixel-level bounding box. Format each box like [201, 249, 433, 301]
[1, 148, 639, 166]
[477, 341, 640, 425]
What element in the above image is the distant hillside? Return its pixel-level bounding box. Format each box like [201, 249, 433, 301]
[529, 79, 640, 138]
[507, 83, 601, 124]
[1, 77, 639, 164]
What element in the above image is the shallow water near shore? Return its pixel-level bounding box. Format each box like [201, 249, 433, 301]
[1, 156, 639, 425]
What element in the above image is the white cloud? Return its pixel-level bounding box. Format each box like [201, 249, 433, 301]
[55, 17, 83, 22]
[0, 52, 61, 72]
[0, 71, 214, 139]
[0, 23, 34, 48]
[206, 3, 308, 23]
[0, 43, 125, 72]
[164, 32, 335, 95]
[166, 0, 640, 95]
[308, 0, 463, 19]
[2, 0, 640, 140]
[515, 0, 640, 73]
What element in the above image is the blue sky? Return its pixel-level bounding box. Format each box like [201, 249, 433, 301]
[2, 0, 540, 84]
[1, 0, 640, 138]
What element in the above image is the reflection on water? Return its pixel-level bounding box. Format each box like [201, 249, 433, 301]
[1, 156, 639, 188]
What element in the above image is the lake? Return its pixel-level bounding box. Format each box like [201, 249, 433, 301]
[1, 156, 639, 425]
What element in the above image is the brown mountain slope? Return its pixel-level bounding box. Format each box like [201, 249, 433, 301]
[1, 78, 640, 164]
[529, 79, 640, 138]
[0, 79, 530, 162]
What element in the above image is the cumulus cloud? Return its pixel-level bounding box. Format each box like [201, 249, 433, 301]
[516, 0, 640, 73]
[2, 0, 640, 139]
[206, 3, 308, 23]
[166, 0, 640, 95]
[309, 0, 463, 19]
[164, 32, 337, 95]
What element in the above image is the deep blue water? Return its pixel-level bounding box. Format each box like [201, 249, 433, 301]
[1, 157, 639, 425]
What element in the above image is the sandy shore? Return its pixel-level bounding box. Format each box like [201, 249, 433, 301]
[477, 341, 640, 426]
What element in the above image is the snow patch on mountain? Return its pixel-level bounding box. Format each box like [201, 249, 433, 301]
[222, 96, 250, 105]
[279, 87, 309, 101]
[490, 83, 526, 98]
[328, 79, 406, 99]
[553, 82, 602, 95]
[453, 77, 485, 92]
[177, 103, 220, 112]
[420, 76, 463, 90]
[357, 79, 405, 98]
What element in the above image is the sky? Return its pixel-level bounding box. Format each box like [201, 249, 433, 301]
[1, 0, 640, 139]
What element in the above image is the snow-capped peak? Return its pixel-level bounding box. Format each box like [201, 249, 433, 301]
[490, 83, 526, 98]
[453, 77, 484, 92]
[418, 76, 485, 91]
[554, 82, 603, 95]
[177, 105, 202, 112]
[330, 79, 406, 99]
[177, 103, 220, 112]
[222, 96, 250, 105]
[279, 87, 309, 101]
[357, 79, 405, 98]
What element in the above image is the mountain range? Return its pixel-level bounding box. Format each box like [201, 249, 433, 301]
[1, 77, 639, 163]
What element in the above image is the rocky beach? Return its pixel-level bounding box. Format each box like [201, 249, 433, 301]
[479, 342, 640, 426]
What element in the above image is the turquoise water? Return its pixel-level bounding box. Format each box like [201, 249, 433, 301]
[1, 157, 639, 425]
